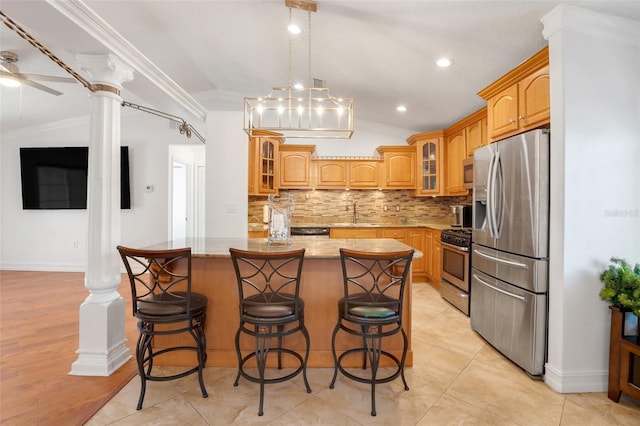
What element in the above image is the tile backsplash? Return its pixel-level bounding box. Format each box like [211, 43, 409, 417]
[249, 190, 472, 225]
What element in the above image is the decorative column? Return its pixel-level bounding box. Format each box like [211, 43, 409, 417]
[70, 54, 134, 376]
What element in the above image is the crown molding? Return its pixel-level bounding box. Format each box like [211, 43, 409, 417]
[46, 0, 207, 121]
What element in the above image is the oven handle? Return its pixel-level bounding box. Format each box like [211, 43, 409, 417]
[473, 248, 528, 269]
[473, 274, 526, 303]
[441, 241, 469, 252]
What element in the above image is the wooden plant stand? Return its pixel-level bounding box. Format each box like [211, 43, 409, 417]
[608, 306, 640, 402]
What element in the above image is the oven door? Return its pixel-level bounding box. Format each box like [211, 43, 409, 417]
[441, 241, 470, 292]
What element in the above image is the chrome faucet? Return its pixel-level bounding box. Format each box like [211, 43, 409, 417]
[346, 195, 359, 223]
[352, 201, 358, 223]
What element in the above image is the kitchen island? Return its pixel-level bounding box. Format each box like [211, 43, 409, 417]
[143, 237, 421, 368]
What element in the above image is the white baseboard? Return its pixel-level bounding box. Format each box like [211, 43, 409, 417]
[544, 362, 608, 393]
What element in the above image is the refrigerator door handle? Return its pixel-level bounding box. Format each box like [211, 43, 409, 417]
[486, 151, 498, 238]
[473, 273, 526, 303]
[473, 248, 530, 270]
[494, 152, 505, 237]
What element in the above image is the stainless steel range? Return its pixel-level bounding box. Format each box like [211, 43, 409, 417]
[440, 228, 471, 316]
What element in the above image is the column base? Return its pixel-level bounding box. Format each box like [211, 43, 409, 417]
[69, 294, 132, 376]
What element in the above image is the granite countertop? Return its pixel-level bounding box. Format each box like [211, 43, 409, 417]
[145, 237, 422, 259]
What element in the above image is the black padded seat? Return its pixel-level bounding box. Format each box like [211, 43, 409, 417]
[329, 248, 414, 416]
[117, 245, 208, 410]
[229, 248, 311, 416]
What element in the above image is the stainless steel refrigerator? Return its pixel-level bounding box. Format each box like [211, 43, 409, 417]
[471, 128, 550, 377]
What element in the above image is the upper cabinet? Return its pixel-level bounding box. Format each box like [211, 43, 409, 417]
[478, 47, 549, 142]
[314, 159, 381, 189]
[278, 144, 316, 189]
[445, 128, 467, 195]
[315, 160, 347, 188]
[348, 160, 381, 188]
[465, 116, 488, 158]
[407, 130, 444, 197]
[376, 146, 416, 189]
[442, 108, 486, 195]
[248, 131, 282, 196]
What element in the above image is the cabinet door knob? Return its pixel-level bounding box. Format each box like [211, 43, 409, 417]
[509, 118, 516, 123]
[519, 115, 525, 120]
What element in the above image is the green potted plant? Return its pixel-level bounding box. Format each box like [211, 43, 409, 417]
[599, 257, 640, 317]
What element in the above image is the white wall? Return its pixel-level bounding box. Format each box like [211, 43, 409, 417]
[289, 118, 416, 157]
[542, 5, 640, 392]
[0, 110, 195, 271]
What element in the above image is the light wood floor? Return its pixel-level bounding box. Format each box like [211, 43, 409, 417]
[0, 270, 139, 426]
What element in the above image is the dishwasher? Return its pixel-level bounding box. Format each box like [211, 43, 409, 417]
[290, 226, 330, 239]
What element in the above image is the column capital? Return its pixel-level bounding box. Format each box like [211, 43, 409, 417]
[77, 53, 134, 91]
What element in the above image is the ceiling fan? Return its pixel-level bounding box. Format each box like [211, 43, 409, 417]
[0, 50, 77, 96]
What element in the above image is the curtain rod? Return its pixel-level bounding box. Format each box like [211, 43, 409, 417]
[121, 101, 205, 143]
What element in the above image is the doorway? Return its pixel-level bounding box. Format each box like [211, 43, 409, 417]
[170, 145, 205, 240]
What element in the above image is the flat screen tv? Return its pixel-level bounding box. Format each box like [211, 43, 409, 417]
[19, 146, 131, 210]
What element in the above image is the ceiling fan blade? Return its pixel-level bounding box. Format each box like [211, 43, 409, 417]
[17, 72, 77, 84]
[0, 63, 11, 73]
[19, 78, 64, 96]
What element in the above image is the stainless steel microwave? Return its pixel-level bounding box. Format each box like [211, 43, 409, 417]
[463, 157, 473, 189]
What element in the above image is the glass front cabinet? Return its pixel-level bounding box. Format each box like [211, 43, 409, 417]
[248, 131, 283, 196]
[406, 130, 444, 196]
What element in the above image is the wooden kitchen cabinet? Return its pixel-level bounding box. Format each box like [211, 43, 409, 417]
[407, 130, 444, 197]
[445, 129, 467, 196]
[315, 160, 347, 188]
[432, 236, 442, 286]
[465, 116, 487, 157]
[407, 228, 426, 278]
[479, 47, 549, 141]
[443, 108, 485, 194]
[349, 160, 380, 188]
[314, 159, 381, 189]
[381, 227, 406, 244]
[330, 227, 379, 239]
[424, 228, 442, 287]
[278, 144, 315, 189]
[329, 226, 435, 281]
[248, 131, 282, 196]
[377, 146, 416, 189]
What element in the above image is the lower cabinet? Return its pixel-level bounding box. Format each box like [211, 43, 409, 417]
[329, 226, 440, 283]
[329, 227, 379, 239]
[248, 230, 268, 238]
[381, 227, 406, 244]
[424, 229, 442, 287]
[407, 229, 426, 278]
[432, 235, 442, 287]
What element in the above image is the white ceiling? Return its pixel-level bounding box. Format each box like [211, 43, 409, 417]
[1, 0, 639, 137]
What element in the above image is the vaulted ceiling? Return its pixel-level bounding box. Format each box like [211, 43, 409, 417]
[1, 1, 639, 136]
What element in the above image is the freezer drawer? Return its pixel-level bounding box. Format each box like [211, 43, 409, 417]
[472, 244, 548, 293]
[470, 269, 547, 376]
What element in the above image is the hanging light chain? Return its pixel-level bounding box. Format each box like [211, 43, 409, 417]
[307, 10, 312, 88]
[288, 7, 293, 89]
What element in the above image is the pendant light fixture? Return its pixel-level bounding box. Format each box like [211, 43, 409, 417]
[243, 0, 354, 139]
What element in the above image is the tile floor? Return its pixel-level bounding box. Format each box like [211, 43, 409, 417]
[87, 284, 640, 425]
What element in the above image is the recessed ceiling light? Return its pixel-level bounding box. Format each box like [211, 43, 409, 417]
[436, 58, 453, 68]
[293, 83, 304, 90]
[288, 23, 301, 34]
[396, 105, 407, 112]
